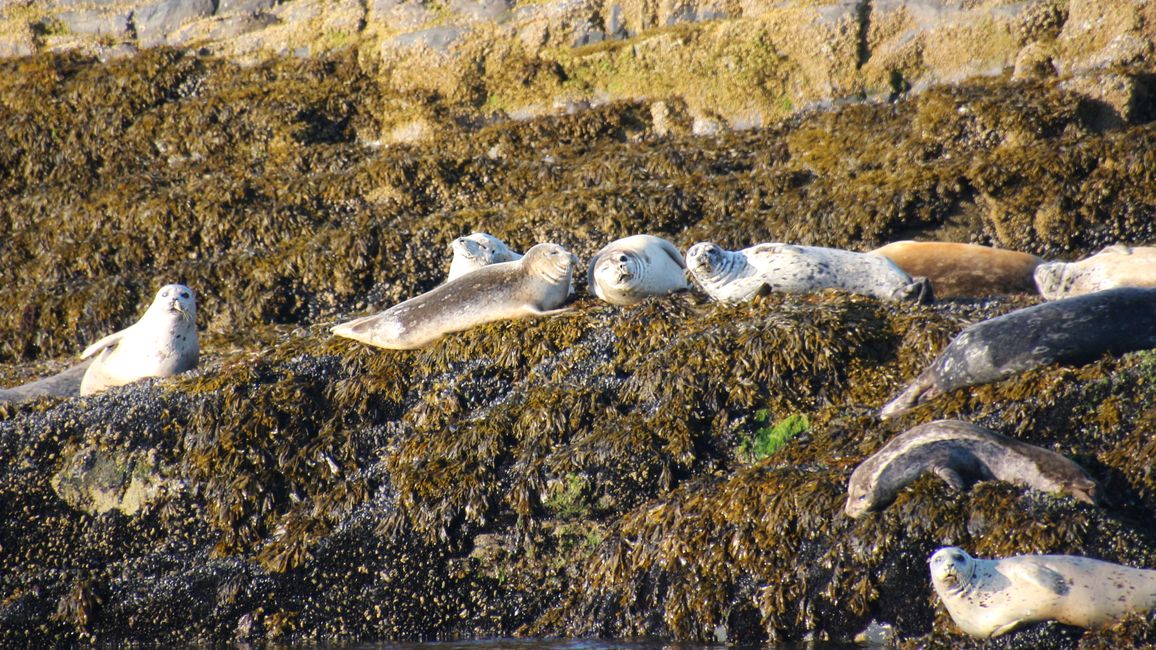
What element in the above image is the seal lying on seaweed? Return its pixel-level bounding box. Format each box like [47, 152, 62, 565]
[332, 243, 576, 350]
[587, 234, 688, 305]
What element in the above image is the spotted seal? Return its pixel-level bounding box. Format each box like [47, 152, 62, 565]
[880, 287, 1156, 419]
[870, 241, 1042, 298]
[587, 234, 689, 305]
[332, 242, 576, 350]
[685, 242, 933, 304]
[446, 232, 523, 281]
[80, 284, 200, 396]
[0, 362, 92, 404]
[1034, 245, 1156, 300]
[844, 419, 1101, 518]
[930, 546, 1156, 637]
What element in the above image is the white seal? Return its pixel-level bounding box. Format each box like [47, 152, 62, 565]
[446, 232, 523, 281]
[587, 234, 689, 305]
[332, 242, 576, 350]
[685, 241, 933, 304]
[930, 546, 1156, 638]
[1034, 245, 1156, 300]
[79, 284, 200, 396]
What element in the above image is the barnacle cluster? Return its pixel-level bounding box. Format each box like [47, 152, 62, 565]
[1, 46, 1155, 648]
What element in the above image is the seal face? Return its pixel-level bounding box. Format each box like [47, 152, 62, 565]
[880, 287, 1156, 419]
[930, 546, 1156, 638]
[1034, 245, 1156, 300]
[446, 232, 523, 282]
[870, 241, 1042, 298]
[79, 284, 200, 396]
[686, 241, 933, 304]
[587, 234, 689, 305]
[332, 242, 576, 350]
[844, 419, 1102, 518]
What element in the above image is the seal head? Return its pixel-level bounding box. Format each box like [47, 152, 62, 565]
[587, 235, 689, 305]
[447, 232, 523, 281]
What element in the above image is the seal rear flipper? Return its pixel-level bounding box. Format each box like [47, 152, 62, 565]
[931, 463, 969, 491]
[879, 374, 938, 419]
[894, 276, 935, 304]
[331, 313, 425, 350]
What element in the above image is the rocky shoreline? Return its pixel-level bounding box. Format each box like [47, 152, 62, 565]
[2, 1, 1156, 646]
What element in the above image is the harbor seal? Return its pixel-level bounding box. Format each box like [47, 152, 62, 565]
[1034, 245, 1156, 300]
[80, 284, 200, 396]
[880, 287, 1156, 419]
[869, 241, 1042, 298]
[0, 361, 91, 404]
[587, 234, 689, 305]
[685, 242, 933, 304]
[929, 546, 1156, 637]
[332, 242, 576, 350]
[844, 419, 1101, 518]
[446, 232, 523, 281]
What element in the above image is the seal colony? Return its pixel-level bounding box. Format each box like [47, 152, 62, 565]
[587, 235, 689, 305]
[685, 241, 934, 304]
[1034, 244, 1156, 300]
[844, 419, 1102, 518]
[79, 284, 200, 396]
[929, 546, 1156, 637]
[331, 242, 576, 350]
[880, 287, 1156, 419]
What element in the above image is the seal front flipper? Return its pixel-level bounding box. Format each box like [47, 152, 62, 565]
[1012, 561, 1071, 595]
[80, 328, 130, 359]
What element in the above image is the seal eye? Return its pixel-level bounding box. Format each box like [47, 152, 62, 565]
[162, 291, 170, 298]
[180, 291, 189, 299]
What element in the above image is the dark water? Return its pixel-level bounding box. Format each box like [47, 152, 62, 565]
[354, 639, 857, 649]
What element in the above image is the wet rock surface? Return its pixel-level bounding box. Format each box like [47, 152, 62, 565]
[0, 46, 1155, 648]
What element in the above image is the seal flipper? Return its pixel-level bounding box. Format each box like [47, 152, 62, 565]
[80, 328, 129, 359]
[879, 372, 939, 419]
[895, 276, 935, 305]
[931, 463, 968, 491]
[1012, 561, 1071, 596]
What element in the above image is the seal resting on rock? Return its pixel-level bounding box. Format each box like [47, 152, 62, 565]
[587, 234, 689, 305]
[844, 419, 1101, 518]
[0, 361, 92, 404]
[1034, 245, 1156, 300]
[332, 242, 576, 350]
[80, 284, 200, 396]
[869, 241, 1042, 298]
[930, 546, 1156, 638]
[880, 287, 1156, 419]
[446, 232, 523, 282]
[685, 241, 933, 304]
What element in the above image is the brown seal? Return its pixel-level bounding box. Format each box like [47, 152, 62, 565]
[844, 419, 1101, 518]
[880, 287, 1156, 419]
[331, 242, 576, 350]
[870, 241, 1042, 298]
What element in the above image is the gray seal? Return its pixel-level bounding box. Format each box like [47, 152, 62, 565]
[80, 284, 199, 396]
[0, 362, 92, 404]
[587, 234, 689, 305]
[446, 232, 523, 281]
[331, 242, 576, 350]
[1034, 244, 1156, 300]
[844, 419, 1101, 518]
[686, 241, 933, 304]
[930, 546, 1156, 637]
[880, 287, 1156, 419]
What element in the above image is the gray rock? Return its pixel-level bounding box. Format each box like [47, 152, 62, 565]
[369, 0, 437, 30]
[133, 0, 218, 47]
[206, 12, 279, 39]
[448, 0, 512, 23]
[57, 9, 132, 36]
[387, 25, 466, 53]
[604, 3, 627, 39]
[216, 0, 275, 15]
[51, 445, 175, 516]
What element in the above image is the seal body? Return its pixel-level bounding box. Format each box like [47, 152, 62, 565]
[870, 241, 1042, 298]
[930, 546, 1156, 637]
[844, 419, 1101, 518]
[1034, 245, 1156, 300]
[332, 242, 576, 350]
[587, 234, 689, 305]
[880, 287, 1156, 419]
[80, 284, 200, 396]
[686, 242, 933, 304]
[0, 362, 91, 404]
[446, 232, 523, 281]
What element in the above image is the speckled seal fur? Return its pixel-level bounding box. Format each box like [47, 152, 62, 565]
[587, 234, 689, 306]
[686, 241, 933, 304]
[332, 242, 576, 350]
[1035, 244, 1156, 300]
[80, 284, 200, 396]
[930, 546, 1156, 638]
[446, 232, 523, 282]
[880, 287, 1156, 419]
[845, 419, 1101, 518]
[870, 241, 1042, 298]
